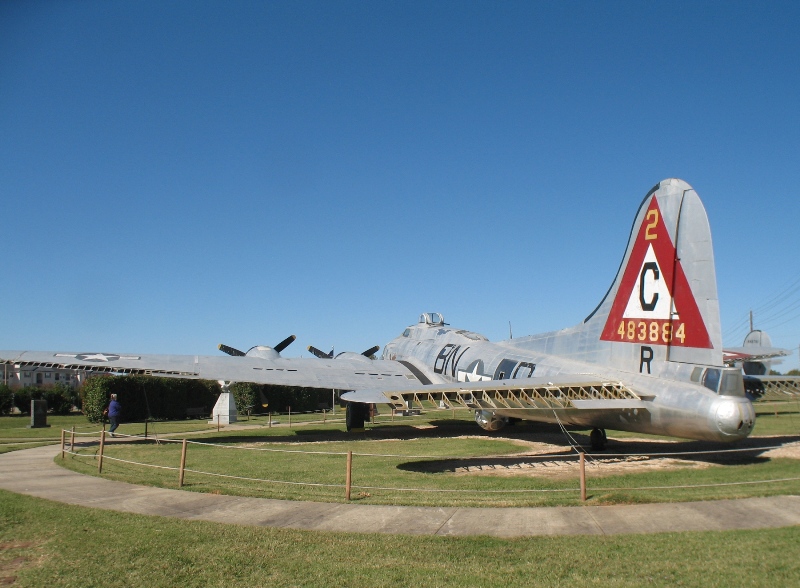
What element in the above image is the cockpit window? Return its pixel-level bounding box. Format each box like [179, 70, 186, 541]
[719, 371, 745, 397]
[402, 329, 411, 338]
[702, 368, 721, 393]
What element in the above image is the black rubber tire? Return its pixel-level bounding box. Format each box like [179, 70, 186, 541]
[590, 428, 607, 451]
[345, 402, 367, 431]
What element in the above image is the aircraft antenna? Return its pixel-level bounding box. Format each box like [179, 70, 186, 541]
[749, 310, 754, 332]
[508, 321, 513, 340]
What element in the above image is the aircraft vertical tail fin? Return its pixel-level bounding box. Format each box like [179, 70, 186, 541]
[527, 179, 723, 373]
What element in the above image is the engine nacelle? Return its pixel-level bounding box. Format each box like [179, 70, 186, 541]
[474, 410, 508, 432]
[245, 346, 280, 360]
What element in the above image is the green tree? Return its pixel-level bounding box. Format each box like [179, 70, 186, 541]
[12, 387, 44, 414]
[0, 384, 12, 415]
[43, 382, 79, 415]
[230, 382, 257, 415]
[81, 377, 112, 423]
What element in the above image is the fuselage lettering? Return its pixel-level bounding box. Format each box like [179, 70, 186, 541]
[640, 346, 653, 374]
[433, 344, 470, 377]
[639, 261, 659, 312]
[644, 209, 659, 240]
[512, 362, 536, 378]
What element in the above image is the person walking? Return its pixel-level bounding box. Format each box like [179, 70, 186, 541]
[106, 394, 122, 437]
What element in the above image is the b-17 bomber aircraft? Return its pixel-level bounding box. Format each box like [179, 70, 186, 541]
[0, 179, 757, 449]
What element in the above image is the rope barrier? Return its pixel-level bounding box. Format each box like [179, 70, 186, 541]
[62, 429, 105, 436]
[62, 441, 800, 496]
[66, 441, 800, 494]
[182, 468, 345, 488]
[63, 427, 800, 460]
[585, 442, 800, 459]
[100, 454, 181, 471]
[346, 484, 580, 494]
[591, 476, 800, 492]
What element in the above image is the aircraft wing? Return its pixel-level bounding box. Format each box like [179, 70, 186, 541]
[0, 349, 426, 392]
[742, 374, 800, 400]
[0, 350, 649, 412]
[342, 375, 650, 412]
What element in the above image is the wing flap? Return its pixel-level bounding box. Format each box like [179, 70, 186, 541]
[343, 375, 643, 412]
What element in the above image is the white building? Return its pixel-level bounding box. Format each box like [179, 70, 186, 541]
[2, 364, 88, 389]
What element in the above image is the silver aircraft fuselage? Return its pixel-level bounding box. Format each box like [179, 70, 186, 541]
[382, 321, 755, 442]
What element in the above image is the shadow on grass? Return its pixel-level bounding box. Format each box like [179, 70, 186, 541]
[396, 433, 800, 473]
[87, 416, 800, 473]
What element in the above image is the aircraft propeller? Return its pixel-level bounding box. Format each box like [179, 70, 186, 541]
[307, 345, 380, 359]
[218, 344, 246, 357]
[273, 335, 297, 353]
[361, 345, 380, 358]
[307, 346, 333, 359]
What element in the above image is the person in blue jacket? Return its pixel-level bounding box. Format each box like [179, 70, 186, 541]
[106, 394, 122, 437]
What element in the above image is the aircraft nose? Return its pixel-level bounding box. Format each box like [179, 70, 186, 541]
[714, 398, 755, 439]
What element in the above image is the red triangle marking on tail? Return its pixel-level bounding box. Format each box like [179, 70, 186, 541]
[600, 196, 712, 349]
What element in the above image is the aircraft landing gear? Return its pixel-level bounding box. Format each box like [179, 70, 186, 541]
[590, 428, 607, 451]
[345, 402, 367, 431]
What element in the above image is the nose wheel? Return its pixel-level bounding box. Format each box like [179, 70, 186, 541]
[590, 428, 607, 451]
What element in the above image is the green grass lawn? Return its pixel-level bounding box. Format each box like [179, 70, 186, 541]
[58, 409, 800, 507]
[0, 488, 797, 588]
[0, 413, 219, 441]
[6, 403, 799, 507]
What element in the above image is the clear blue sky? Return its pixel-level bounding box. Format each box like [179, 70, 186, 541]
[1, 1, 798, 371]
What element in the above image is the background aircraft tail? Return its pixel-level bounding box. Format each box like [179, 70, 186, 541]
[523, 178, 723, 373]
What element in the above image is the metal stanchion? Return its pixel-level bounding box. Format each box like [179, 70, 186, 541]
[579, 452, 587, 502]
[178, 439, 188, 488]
[98, 430, 106, 473]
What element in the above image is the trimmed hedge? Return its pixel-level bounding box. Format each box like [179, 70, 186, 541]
[81, 376, 221, 423]
[80, 375, 336, 423]
[9, 384, 80, 415]
[229, 382, 331, 414]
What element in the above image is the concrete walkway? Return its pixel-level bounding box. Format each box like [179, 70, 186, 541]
[1, 444, 798, 537]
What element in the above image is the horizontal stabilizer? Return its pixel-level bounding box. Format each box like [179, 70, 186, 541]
[723, 347, 791, 365]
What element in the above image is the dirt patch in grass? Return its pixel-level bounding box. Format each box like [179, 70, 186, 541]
[0, 541, 44, 585]
[425, 435, 800, 480]
[453, 454, 713, 480]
